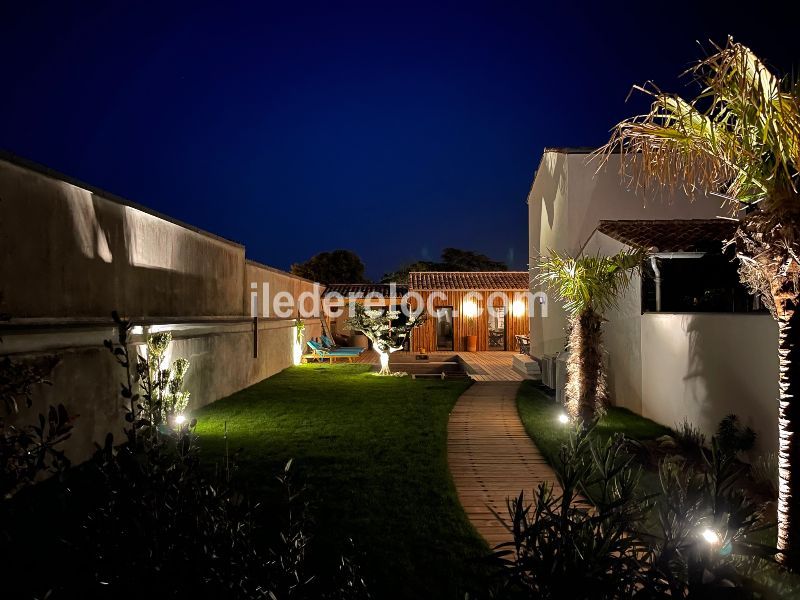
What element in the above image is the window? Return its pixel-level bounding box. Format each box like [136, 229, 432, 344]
[642, 253, 763, 313]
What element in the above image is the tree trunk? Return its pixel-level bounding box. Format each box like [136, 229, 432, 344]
[777, 307, 800, 567]
[565, 307, 607, 423]
[732, 208, 800, 568]
[377, 350, 391, 376]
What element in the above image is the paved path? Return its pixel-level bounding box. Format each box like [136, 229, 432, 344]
[448, 381, 559, 548]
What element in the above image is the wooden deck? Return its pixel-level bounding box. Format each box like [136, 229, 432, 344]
[456, 351, 527, 382]
[448, 381, 559, 548]
[350, 350, 529, 382]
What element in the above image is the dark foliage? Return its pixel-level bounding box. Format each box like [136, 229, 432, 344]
[489, 423, 784, 599]
[291, 249, 369, 284]
[2, 313, 369, 599]
[0, 356, 72, 499]
[717, 414, 757, 457]
[657, 418, 707, 466]
[380, 247, 507, 283]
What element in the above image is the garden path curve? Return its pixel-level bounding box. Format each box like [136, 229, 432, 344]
[448, 381, 559, 548]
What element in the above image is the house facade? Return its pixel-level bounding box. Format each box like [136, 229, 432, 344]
[407, 271, 529, 352]
[528, 148, 721, 358]
[323, 272, 531, 353]
[583, 219, 777, 453]
[528, 147, 778, 452]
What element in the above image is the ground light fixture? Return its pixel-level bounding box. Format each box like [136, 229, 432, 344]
[174, 414, 187, 426]
[558, 413, 569, 424]
[700, 527, 721, 546]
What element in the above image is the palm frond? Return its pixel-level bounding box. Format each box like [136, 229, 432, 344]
[595, 37, 800, 210]
[536, 248, 645, 316]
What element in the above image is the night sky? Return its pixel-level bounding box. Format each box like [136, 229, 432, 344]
[3, 1, 799, 280]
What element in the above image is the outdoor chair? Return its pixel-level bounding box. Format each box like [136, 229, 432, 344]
[320, 335, 363, 351]
[307, 340, 364, 363]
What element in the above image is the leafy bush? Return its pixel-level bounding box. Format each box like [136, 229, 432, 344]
[657, 418, 707, 464]
[717, 414, 756, 457]
[0, 356, 73, 499]
[749, 452, 779, 503]
[491, 430, 651, 598]
[490, 423, 782, 599]
[2, 313, 369, 599]
[143, 331, 191, 421]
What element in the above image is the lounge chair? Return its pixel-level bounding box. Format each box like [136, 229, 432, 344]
[307, 340, 364, 363]
[320, 335, 363, 351]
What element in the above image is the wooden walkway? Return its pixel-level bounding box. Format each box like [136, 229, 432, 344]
[448, 381, 559, 548]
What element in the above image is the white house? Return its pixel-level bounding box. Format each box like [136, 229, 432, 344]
[528, 148, 778, 452]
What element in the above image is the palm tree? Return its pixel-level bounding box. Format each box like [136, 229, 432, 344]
[537, 249, 644, 423]
[598, 37, 800, 566]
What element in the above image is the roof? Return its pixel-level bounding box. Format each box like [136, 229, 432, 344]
[408, 271, 530, 291]
[323, 283, 408, 298]
[596, 219, 736, 253]
[543, 146, 599, 154]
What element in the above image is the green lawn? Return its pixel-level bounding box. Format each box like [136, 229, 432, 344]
[516, 380, 671, 506]
[516, 380, 671, 467]
[193, 364, 488, 600]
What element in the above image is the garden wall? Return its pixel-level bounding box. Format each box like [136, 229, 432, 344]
[641, 312, 778, 453]
[0, 153, 321, 462]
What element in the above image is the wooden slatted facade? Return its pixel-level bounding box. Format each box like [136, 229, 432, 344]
[407, 272, 530, 352]
[322, 273, 531, 352]
[408, 290, 529, 352]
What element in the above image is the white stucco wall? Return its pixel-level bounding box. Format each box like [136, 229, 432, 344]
[528, 150, 721, 357]
[641, 313, 778, 453]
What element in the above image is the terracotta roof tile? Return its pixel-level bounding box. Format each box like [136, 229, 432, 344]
[408, 271, 529, 290]
[596, 219, 736, 253]
[323, 283, 408, 298]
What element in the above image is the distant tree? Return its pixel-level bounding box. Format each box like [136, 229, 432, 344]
[380, 261, 440, 284]
[380, 248, 507, 283]
[291, 250, 368, 284]
[440, 247, 507, 271]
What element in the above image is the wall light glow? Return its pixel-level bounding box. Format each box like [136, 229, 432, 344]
[463, 300, 478, 318]
[292, 324, 303, 365]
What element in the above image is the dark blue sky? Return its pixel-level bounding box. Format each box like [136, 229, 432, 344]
[3, 1, 799, 280]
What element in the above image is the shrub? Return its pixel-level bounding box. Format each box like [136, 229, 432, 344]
[750, 452, 779, 503]
[717, 414, 756, 457]
[490, 423, 781, 599]
[491, 429, 652, 598]
[2, 313, 369, 599]
[0, 357, 73, 499]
